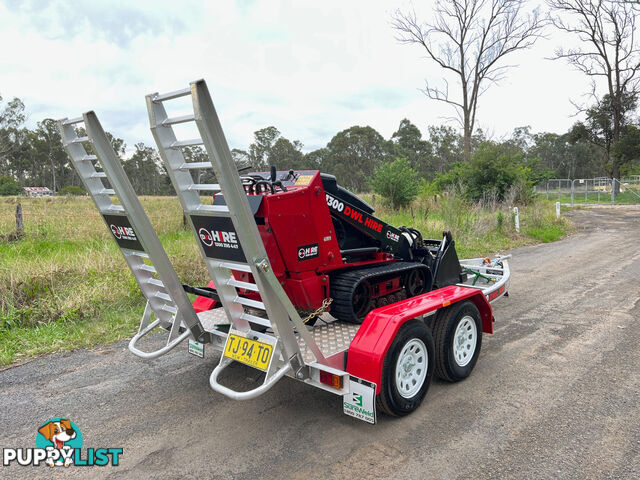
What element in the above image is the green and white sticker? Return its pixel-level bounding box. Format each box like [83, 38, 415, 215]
[188, 339, 204, 358]
[343, 376, 376, 424]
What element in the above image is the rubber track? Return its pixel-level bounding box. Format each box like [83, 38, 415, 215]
[329, 262, 430, 323]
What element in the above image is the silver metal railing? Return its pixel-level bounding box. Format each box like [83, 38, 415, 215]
[536, 177, 640, 205]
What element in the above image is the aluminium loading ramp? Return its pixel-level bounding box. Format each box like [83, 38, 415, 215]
[146, 79, 346, 399]
[58, 112, 214, 359]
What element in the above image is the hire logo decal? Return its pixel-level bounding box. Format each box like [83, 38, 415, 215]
[198, 228, 239, 250]
[325, 193, 384, 233]
[102, 214, 144, 252]
[2, 418, 122, 468]
[297, 243, 319, 261]
[190, 215, 246, 262]
[110, 224, 137, 242]
[386, 231, 400, 242]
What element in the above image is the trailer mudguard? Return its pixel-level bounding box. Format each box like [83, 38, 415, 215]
[346, 285, 493, 394]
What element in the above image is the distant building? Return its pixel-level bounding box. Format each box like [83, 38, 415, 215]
[23, 186, 53, 197]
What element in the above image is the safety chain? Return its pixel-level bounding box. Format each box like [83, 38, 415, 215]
[302, 297, 333, 324]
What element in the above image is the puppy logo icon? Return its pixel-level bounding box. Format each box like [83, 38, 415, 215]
[36, 418, 82, 467]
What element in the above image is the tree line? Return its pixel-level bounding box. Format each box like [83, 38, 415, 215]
[0, 89, 638, 197]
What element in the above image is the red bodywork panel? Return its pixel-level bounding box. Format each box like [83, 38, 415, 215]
[346, 285, 493, 394]
[251, 171, 342, 309]
[192, 170, 399, 311]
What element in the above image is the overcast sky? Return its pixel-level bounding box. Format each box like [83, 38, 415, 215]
[0, 0, 593, 155]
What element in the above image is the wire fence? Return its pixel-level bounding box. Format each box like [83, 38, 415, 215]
[534, 177, 640, 205]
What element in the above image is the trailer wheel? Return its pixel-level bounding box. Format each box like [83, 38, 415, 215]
[376, 320, 434, 416]
[433, 300, 482, 382]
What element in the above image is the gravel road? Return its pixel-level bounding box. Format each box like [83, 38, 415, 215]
[1, 207, 639, 479]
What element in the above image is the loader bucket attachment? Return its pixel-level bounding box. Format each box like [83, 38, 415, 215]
[431, 231, 465, 289]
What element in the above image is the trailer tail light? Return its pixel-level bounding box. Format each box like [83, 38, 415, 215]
[319, 370, 343, 390]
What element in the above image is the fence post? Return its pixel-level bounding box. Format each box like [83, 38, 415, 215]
[556, 202, 561, 219]
[16, 203, 24, 232]
[571, 179, 575, 206]
[513, 207, 520, 233]
[612, 178, 616, 205]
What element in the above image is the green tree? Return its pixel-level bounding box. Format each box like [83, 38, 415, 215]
[182, 146, 213, 185]
[231, 148, 249, 168]
[74, 127, 126, 159]
[427, 125, 463, 173]
[568, 93, 638, 179]
[303, 147, 330, 170]
[248, 126, 280, 170]
[371, 158, 420, 208]
[123, 143, 165, 195]
[0, 175, 22, 195]
[550, 0, 640, 185]
[0, 96, 27, 179]
[535, 132, 600, 179]
[434, 142, 534, 202]
[325, 125, 388, 191]
[267, 137, 304, 170]
[106, 131, 126, 158]
[390, 119, 433, 179]
[614, 125, 640, 176]
[246, 127, 305, 172]
[32, 119, 69, 192]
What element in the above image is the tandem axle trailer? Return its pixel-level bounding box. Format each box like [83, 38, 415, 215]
[59, 79, 510, 423]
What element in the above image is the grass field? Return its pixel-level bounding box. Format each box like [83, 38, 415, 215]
[0, 194, 571, 366]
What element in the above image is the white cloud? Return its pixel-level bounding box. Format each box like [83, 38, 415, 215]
[0, 0, 594, 156]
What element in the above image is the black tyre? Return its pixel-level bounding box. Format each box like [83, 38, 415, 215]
[432, 300, 482, 382]
[376, 320, 435, 417]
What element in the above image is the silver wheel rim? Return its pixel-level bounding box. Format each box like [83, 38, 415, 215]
[453, 315, 477, 367]
[395, 338, 428, 398]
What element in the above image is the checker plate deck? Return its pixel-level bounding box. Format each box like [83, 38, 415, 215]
[296, 317, 360, 363]
[198, 309, 360, 363]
